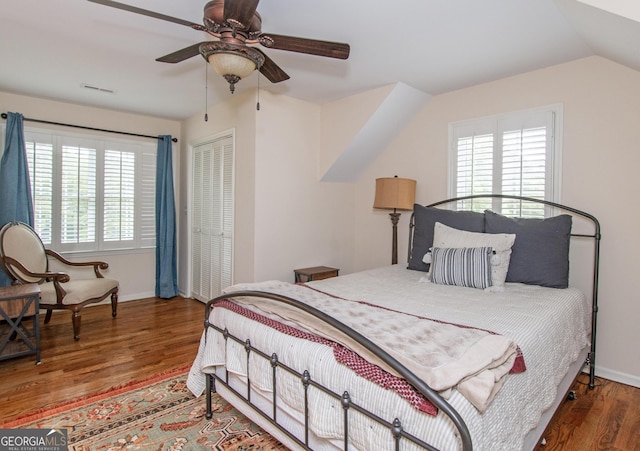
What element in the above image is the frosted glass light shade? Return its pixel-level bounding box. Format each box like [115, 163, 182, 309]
[208, 52, 256, 78]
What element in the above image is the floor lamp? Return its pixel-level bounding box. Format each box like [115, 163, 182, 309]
[373, 176, 416, 265]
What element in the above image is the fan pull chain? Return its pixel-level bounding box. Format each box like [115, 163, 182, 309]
[256, 72, 261, 111]
[204, 64, 209, 122]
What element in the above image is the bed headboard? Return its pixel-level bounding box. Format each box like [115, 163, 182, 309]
[407, 194, 601, 389]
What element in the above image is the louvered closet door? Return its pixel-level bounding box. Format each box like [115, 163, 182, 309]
[191, 134, 234, 301]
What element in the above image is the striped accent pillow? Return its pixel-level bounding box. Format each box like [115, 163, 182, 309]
[430, 247, 493, 289]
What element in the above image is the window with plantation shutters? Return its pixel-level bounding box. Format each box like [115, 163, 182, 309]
[20, 128, 157, 253]
[449, 105, 561, 218]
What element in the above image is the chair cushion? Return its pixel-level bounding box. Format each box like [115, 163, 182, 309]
[39, 279, 119, 305]
[1, 223, 48, 283]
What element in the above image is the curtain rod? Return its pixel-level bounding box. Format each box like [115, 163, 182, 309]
[1, 112, 178, 143]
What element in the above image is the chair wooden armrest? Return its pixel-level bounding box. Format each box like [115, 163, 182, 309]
[1, 255, 71, 304]
[1, 255, 70, 283]
[45, 249, 109, 278]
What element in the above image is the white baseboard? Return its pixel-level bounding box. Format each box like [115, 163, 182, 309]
[80, 291, 194, 306]
[118, 292, 156, 302]
[595, 366, 640, 388]
[72, 291, 156, 307]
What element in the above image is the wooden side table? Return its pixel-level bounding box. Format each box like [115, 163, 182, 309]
[0, 283, 41, 363]
[294, 266, 339, 283]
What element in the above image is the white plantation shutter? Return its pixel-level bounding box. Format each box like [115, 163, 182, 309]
[501, 125, 548, 217]
[22, 128, 157, 252]
[450, 106, 560, 218]
[139, 147, 156, 248]
[101, 142, 156, 250]
[103, 149, 135, 242]
[25, 135, 54, 245]
[60, 141, 97, 248]
[455, 131, 494, 213]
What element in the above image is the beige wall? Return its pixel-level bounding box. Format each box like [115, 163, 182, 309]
[0, 91, 181, 301]
[180, 91, 257, 292]
[252, 92, 355, 282]
[180, 90, 355, 289]
[350, 56, 640, 386]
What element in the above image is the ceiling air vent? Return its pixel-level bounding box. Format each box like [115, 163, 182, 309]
[81, 83, 115, 94]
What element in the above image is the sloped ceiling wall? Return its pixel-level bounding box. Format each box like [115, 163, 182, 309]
[319, 83, 431, 183]
[575, 0, 640, 22]
[555, 0, 640, 72]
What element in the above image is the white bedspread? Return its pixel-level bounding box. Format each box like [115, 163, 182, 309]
[210, 280, 520, 412]
[188, 265, 591, 450]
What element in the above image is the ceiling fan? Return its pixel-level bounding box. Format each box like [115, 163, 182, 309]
[87, 0, 351, 93]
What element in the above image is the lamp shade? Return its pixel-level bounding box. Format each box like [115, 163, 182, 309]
[208, 52, 257, 79]
[199, 42, 265, 93]
[373, 177, 416, 211]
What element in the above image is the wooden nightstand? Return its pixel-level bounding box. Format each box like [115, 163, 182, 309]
[0, 283, 41, 363]
[294, 266, 339, 283]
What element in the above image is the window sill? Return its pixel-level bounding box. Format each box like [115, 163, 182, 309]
[59, 247, 155, 260]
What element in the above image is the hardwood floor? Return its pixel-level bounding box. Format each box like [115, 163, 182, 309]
[0, 296, 203, 423]
[536, 374, 640, 451]
[1, 296, 639, 450]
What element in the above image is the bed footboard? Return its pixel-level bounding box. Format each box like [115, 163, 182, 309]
[203, 290, 472, 451]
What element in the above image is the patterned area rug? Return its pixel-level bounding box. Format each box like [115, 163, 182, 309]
[1, 366, 287, 450]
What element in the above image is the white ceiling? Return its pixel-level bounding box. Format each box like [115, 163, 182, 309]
[1, 0, 639, 121]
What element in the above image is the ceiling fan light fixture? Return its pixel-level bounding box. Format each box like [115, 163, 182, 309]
[200, 42, 264, 93]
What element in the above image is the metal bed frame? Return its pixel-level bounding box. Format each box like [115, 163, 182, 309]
[201, 195, 601, 450]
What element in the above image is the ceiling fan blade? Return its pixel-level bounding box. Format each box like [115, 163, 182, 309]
[255, 49, 290, 83]
[260, 33, 350, 59]
[156, 42, 205, 63]
[87, 0, 206, 31]
[223, 0, 260, 29]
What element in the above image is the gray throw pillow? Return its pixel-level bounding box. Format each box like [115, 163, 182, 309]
[430, 246, 493, 289]
[407, 205, 485, 272]
[484, 210, 572, 288]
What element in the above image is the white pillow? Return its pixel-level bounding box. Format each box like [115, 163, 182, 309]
[432, 222, 516, 290]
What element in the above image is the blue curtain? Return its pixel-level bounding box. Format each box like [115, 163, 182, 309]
[155, 135, 178, 298]
[0, 112, 34, 286]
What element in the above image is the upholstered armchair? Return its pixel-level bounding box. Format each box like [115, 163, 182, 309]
[0, 221, 118, 341]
